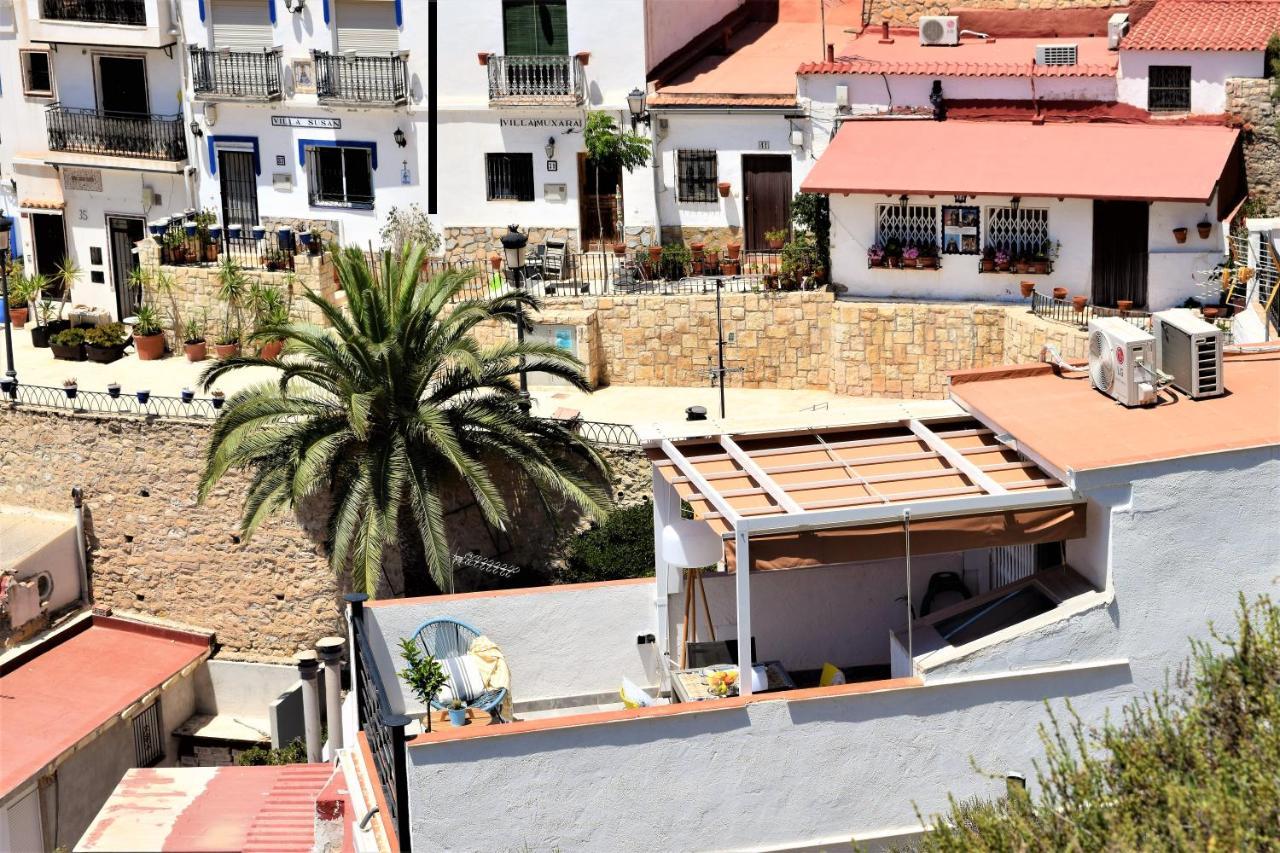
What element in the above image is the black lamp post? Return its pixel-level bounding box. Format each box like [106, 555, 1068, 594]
[0, 216, 16, 396]
[626, 87, 650, 132]
[500, 224, 531, 413]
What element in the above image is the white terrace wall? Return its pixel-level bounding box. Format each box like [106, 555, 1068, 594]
[1117, 50, 1265, 115]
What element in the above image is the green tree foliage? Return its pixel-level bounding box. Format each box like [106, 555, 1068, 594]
[583, 112, 651, 245]
[914, 594, 1280, 851]
[236, 737, 308, 766]
[197, 243, 613, 596]
[559, 500, 655, 584]
[791, 192, 831, 280]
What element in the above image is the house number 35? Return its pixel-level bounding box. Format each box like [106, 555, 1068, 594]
[79, 209, 89, 221]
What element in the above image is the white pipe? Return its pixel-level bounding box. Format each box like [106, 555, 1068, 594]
[735, 528, 752, 696]
[904, 509, 913, 673]
[297, 651, 323, 763]
[316, 637, 346, 754]
[71, 487, 89, 604]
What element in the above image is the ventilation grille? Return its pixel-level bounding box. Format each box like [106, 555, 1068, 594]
[1195, 339, 1219, 394]
[1036, 44, 1079, 66]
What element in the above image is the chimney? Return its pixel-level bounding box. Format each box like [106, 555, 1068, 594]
[879, 20, 895, 45]
[826, 43, 835, 63]
[296, 650, 323, 763]
[316, 636, 347, 753]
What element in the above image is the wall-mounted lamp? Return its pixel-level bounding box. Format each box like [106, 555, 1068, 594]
[189, 120, 204, 138]
[953, 194, 968, 204]
[626, 87, 650, 132]
[544, 136, 556, 160]
[287, 0, 306, 11]
[393, 127, 406, 148]
[899, 194, 909, 214]
[1010, 196, 1021, 213]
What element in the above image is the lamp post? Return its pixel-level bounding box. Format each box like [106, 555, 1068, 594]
[626, 87, 650, 132]
[0, 216, 16, 396]
[500, 224, 531, 413]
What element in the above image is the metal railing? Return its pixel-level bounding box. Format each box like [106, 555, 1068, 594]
[190, 47, 283, 100]
[346, 594, 412, 850]
[1029, 291, 1152, 333]
[46, 103, 187, 161]
[314, 51, 408, 105]
[425, 250, 788, 302]
[487, 54, 585, 104]
[41, 0, 145, 24]
[156, 221, 302, 272]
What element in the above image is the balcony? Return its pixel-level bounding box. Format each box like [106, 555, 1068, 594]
[487, 54, 585, 106]
[45, 104, 187, 162]
[313, 51, 408, 107]
[40, 0, 145, 25]
[190, 47, 283, 101]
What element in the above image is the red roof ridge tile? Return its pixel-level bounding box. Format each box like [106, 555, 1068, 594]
[1122, 0, 1280, 51]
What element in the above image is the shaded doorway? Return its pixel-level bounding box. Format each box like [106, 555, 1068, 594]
[1091, 200, 1149, 308]
[97, 55, 149, 114]
[30, 213, 67, 297]
[108, 215, 145, 319]
[578, 153, 621, 252]
[218, 148, 260, 232]
[742, 154, 792, 251]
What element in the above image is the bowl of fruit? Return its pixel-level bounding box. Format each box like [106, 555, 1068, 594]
[705, 667, 739, 697]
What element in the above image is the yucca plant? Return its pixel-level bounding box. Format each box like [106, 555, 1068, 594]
[197, 242, 613, 595]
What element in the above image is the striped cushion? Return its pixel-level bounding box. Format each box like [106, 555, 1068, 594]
[437, 654, 485, 704]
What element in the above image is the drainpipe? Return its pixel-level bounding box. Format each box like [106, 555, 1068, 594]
[297, 650, 323, 763]
[316, 636, 346, 754]
[71, 487, 89, 605]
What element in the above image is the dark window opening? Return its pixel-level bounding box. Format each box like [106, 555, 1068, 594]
[306, 145, 374, 208]
[22, 51, 53, 96]
[934, 585, 1056, 647]
[677, 149, 718, 203]
[1148, 65, 1191, 112]
[486, 153, 535, 201]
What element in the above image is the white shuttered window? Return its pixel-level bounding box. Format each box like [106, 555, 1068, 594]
[336, 0, 399, 53]
[211, 0, 272, 51]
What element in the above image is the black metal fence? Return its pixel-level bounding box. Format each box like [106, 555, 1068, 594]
[156, 221, 305, 272]
[1029, 291, 1153, 332]
[190, 47, 283, 100]
[426, 250, 787, 301]
[41, 0, 144, 24]
[314, 51, 408, 105]
[46, 104, 186, 161]
[487, 54, 585, 103]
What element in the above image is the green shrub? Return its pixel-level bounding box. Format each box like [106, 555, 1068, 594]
[51, 328, 85, 346]
[84, 323, 127, 347]
[559, 500, 655, 584]
[236, 737, 308, 766]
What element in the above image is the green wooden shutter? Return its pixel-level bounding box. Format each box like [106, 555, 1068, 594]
[535, 0, 568, 56]
[503, 0, 566, 56]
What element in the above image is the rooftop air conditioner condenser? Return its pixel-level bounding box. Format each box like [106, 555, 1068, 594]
[1089, 317, 1158, 407]
[919, 16, 959, 46]
[1153, 308, 1225, 399]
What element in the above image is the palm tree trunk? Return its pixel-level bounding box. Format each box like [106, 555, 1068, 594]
[398, 516, 444, 598]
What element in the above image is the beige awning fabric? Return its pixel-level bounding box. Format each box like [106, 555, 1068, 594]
[724, 503, 1086, 572]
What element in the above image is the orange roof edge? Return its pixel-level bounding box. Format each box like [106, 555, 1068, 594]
[948, 362, 1057, 385]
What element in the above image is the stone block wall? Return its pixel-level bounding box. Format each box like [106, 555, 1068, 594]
[442, 226, 660, 263]
[869, 0, 1128, 26]
[1227, 77, 1280, 216]
[659, 225, 744, 252]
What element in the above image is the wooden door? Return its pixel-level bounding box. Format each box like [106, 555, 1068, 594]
[578, 153, 621, 251]
[1091, 200, 1149, 308]
[742, 154, 792, 251]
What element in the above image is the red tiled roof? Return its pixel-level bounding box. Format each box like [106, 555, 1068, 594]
[799, 34, 1117, 77]
[1122, 0, 1280, 51]
[648, 93, 797, 108]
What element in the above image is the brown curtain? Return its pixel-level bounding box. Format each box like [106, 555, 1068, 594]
[1091, 200, 1149, 308]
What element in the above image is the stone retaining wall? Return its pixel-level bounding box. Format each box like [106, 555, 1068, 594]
[442, 226, 660, 263]
[1227, 77, 1280, 216]
[869, 0, 1128, 26]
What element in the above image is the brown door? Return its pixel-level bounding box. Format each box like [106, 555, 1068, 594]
[742, 154, 792, 251]
[578, 153, 621, 251]
[1091, 200, 1149, 308]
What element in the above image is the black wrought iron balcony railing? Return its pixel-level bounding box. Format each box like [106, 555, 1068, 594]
[45, 104, 187, 161]
[313, 51, 408, 106]
[487, 54, 585, 105]
[41, 0, 145, 24]
[190, 46, 283, 100]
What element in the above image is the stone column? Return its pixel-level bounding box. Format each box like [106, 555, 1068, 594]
[316, 636, 346, 753]
[296, 650, 322, 763]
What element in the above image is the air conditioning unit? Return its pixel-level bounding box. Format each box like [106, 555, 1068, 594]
[1153, 308, 1224, 399]
[919, 16, 959, 46]
[1035, 44, 1078, 66]
[1089, 318, 1157, 407]
[1107, 12, 1131, 50]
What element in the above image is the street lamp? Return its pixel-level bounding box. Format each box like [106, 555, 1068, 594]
[393, 127, 407, 148]
[626, 87, 650, 131]
[0, 216, 16, 396]
[499, 224, 531, 413]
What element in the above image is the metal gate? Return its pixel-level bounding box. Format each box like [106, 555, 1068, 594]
[108, 216, 144, 319]
[218, 148, 259, 233]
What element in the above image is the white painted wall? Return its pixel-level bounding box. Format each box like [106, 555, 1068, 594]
[19, 0, 178, 51]
[1117, 50, 1264, 114]
[1147, 199, 1225, 310]
[644, 0, 743, 72]
[801, 73, 1117, 117]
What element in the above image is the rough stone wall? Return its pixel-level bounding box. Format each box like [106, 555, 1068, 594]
[659, 225, 744, 252]
[871, 0, 1128, 26]
[259, 217, 340, 243]
[442, 226, 660, 263]
[1227, 77, 1280, 216]
[1001, 306, 1090, 364]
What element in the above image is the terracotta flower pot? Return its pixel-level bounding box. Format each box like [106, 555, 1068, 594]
[185, 340, 207, 362]
[258, 339, 284, 360]
[1173, 227, 1188, 244]
[1201, 305, 1221, 319]
[919, 256, 936, 269]
[489, 255, 502, 271]
[766, 237, 784, 250]
[722, 261, 740, 276]
[690, 242, 705, 254]
[612, 243, 626, 256]
[980, 260, 994, 272]
[1116, 299, 1133, 313]
[717, 182, 731, 198]
[134, 332, 166, 361]
[1052, 287, 1069, 300]
[726, 242, 741, 260]
[1020, 281, 1036, 298]
[8, 306, 28, 328]
[215, 342, 240, 360]
[1196, 222, 1212, 239]
[648, 245, 663, 261]
[1072, 295, 1088, 313]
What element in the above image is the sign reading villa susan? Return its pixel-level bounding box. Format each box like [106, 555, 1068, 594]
[271, 116, 342, 129]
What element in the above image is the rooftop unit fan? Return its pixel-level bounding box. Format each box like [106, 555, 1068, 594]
[1088, 317, 1157, 407]
[919, 15, 959, 46]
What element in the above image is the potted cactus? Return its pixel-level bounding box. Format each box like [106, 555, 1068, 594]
[62, 377, 78, 399]
[447, 698, 468, 727]
[183, 314, 208, 362]
[107, 381, 121, 398]
[211, 389, 226, 409]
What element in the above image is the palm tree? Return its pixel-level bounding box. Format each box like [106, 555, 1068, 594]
[196, 243, 613, 596]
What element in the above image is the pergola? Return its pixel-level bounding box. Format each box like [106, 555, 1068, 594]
[647, 415, 1085, 694]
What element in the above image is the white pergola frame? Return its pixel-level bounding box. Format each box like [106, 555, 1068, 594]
[649, 418, 1081, 695]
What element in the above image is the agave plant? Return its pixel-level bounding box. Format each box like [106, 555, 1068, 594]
[197, 243, 613, 595]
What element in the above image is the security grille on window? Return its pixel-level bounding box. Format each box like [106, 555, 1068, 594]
[875, 204, 938, 247]
[985, 206, 1050, 257]
[676, 150, 718, 203]
[21, 51, 53, 96]
[306, 145, 374, 208]
[486, 153, 535, 201]
[132, 700, 164, 767]
[1148, 65, 1191, 112]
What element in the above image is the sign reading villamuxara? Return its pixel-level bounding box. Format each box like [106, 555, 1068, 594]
[271, 116, 342, 129]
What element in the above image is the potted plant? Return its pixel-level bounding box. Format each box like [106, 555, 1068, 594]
[0, 376, 13, 396]
[215, 327, 241, 360]
[1020, 281, 1036, 299]
[62, 377, 78, 399]
[1029, 242, 1049, 274]
[398, 638, 447, 733]
[902, 244, 920, 267]
[107, 381, 121, 398]
[611, 242, 627, 257]
[84, 322, 128, 363]
[30, 300, 59, 347]
[661, 243, 691, 278]
[725, 241, 741, 261]
[489, 255, 502, 271]
[994, 248, 1011, 272]
[298, 230, 314, 251]
[1117, 299, 1134, 313]
[867, 243, 885, 268]
[180, 388, 195, 403]
[160, 228, 185, 264]
[149, 221, 166, 241]
[1072, 294, 1088, 313]
[704, 249, 721, 274]
[208, 224, 223, 243]
[717, 181, 731, 198]
[1197, 220, 1212, 239]
[1173, 226, 1188, 244]
[647, 244, 663, 264]
[251, 225, 267, 241]
[884, 238, 902, 269]
[918, 240, 937, 269]
[764, 229, 788, 251]
[1052, 286, 1069, 300]
[227, 223, 244, 240]
[211, 389, 226, 409]
[132, 305, 167, 360]
[447, 698, 468, 728]
[6, 274, 35, 328]
[50, 327, 87, 361]
[183, 315, 208, 362]
[183, 219, 198, 238]
[981, 245, 996, 272]
[722, 258, 740, 276]
[216, 256, 246, 356]
[256, 302, 289, 360]
[136, 388, 151, 405]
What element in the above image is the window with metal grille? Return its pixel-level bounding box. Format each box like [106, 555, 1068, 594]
[485, 153, 535, 201]
[676, 150, 718, 203]
[21, 50, 53, 96]
[306, 145, 374, 208]
[875, 204, 938, 247]
[985, 206, 1050, 257]
[132, 700, 164, 767]
[1148, 65, 1190, 112]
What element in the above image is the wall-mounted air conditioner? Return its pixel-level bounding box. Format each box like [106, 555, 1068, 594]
[919, 16, 959, 46]
[1089, 318, 1157, 407]
[1107, 13, 1130, 50]
[1153, 308, 1224, 399]
[1035, 44, 1078, 66]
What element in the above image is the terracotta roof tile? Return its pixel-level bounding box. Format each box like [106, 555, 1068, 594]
[648, 92, 796, 108]
[799, 33, 1118, 77]
[798, 58, 1115, 76]
[1122, 0, 1280, 51]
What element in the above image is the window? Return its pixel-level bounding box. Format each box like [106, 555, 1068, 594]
[21, 50, 53, 97]
[486, 153, 535, 201]
[1148, 65, 1191, 112]
[305, 145, 374, 207]
[875, 203, 938, 247]
[985, 206, 1049, 257]
[676, 150, 718, 203]
[502, 0, 568, 56]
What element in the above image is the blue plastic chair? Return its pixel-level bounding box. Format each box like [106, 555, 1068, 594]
[411, 617, 508, 722]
